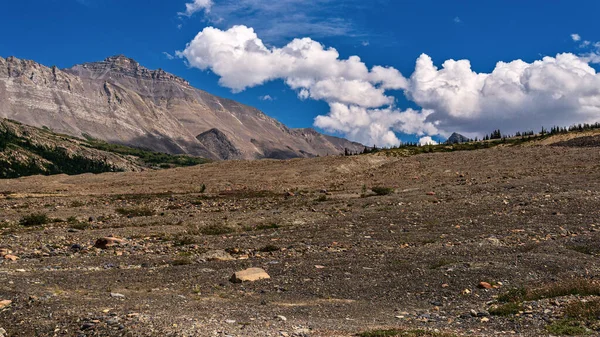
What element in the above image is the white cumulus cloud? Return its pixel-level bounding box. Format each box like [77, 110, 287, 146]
[571, 33, 581, 42]
[406, 53, 600, 137]
[418, 136, 438, 146]
[179, 0, 213, 17]
[178, 25, 600, 146]
[177, 25, 411, 146]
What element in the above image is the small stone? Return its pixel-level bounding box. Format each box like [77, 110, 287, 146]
[314, 265, 325, 269]
[478, 282, 493, 289]
[110, 293, 125, 299]
[462, 288, 471, 295]
[225, 319, 236, 324]
[80, 322, 95, 331]
[276, 315, 287, 322]
[481, 317, 490, 322]
[106, 317, 120, 325]
[0, 300, 12, 309]
[3, 255, 18, 261]
[426, 192, 436, 196]
[230, 268, 270, 283]
[94, 237, 126, 249]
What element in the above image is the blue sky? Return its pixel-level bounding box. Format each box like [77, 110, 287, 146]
[2, 0, 600, 146]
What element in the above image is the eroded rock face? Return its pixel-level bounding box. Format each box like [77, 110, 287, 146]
[196, 128, 242, 160]
[0, 55, 365, 160]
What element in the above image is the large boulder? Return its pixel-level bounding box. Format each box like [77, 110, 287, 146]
[230, 268, 270, 283]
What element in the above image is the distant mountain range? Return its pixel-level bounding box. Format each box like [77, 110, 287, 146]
[0, 55, 365, 160]
[446, 132, 471, 144]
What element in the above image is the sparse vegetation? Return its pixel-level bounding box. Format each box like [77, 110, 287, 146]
[546, 319, 590, 336]
[358, 329, 457, 337]
[499, 279, 600, 303]
[489, 302, 523, 316]
[171, 258, 193, 266]
[566, 243, 598, 255]
[245, 223, 281, 231]
[564, 298, 600, 321]
[173, 235, 199, 246]
[315, 195, 328, 202]
[116, 206, 155, 217]
[198, 224, 234, 235]
[19, 213, 50, 227]
[259, 245, 280, 253]
[70, 200, 86, 207]
[371, 186, 394, 196]
[84, 138, 210, 167]
[429, 258, 454, 269]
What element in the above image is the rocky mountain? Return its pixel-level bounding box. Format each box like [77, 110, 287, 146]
[0, 55, 365, 160]
[446, 132, 471, 144]
[0, 118, 210, 178]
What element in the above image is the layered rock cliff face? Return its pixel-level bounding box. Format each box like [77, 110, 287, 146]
[0, 55, 365, 160]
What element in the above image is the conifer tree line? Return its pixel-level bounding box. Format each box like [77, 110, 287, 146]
[342, 121, 600, 156]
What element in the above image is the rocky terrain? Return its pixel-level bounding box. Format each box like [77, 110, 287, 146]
[0, 134, 599, 336]
[0, 55, 365, 160]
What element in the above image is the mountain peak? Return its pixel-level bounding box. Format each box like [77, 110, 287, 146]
[66, 55, 190, 86]
[103, 54, 140, 68]
[447, 132, 470, 144]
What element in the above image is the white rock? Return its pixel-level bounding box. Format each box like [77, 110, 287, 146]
[230, 268, 270, 283]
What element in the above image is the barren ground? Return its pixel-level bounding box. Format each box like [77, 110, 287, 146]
[1, 145, 600, 336]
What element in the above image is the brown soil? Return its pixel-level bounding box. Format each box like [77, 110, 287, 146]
[1, 145, 600, 336]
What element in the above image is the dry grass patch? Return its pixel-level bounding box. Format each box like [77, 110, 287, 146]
[499, 278, 600, 303]
[564, 298, 600, 321]
[197, 224, 235, 236]
[358, 329, 457, 337]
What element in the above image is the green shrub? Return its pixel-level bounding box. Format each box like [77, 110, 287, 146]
[19, 213, 50, 227]
[372, 186, 394, 196]
[498, 287, 528, 303]
[489, 302, 523, 316]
